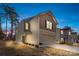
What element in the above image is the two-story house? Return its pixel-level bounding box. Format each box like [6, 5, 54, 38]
[60, 26, 78, 44]
[15, 11, 58, 47]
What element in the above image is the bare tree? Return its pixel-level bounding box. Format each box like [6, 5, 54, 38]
[1, 4, 19, 39]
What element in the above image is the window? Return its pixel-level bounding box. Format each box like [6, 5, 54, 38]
[46, 20, 52, 30]
[50, 22, 52, 29]
[61, 30, 63, 34]
[61, 38, 63, 40]
[25, 22, 30, 30]
[69, 32, 71, 35]
[61, 38, 64, 42]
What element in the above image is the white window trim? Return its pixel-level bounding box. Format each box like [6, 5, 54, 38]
[69, 32, 71, 35]
[61, 38, 63, 40]
[46, 20, 52, 30]
[25, 22, 29, 30]
[61, 30, 63, 34]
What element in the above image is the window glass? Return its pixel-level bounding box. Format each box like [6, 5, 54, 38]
[61, 38, 63, 40]
[47, 21, 50, 29]
[50, 22, 52, 29]
[46, 20, 52, 30]
[61, 30, 63, 34]
[69, 32, 71, 35]
[25, 22, 29, 30]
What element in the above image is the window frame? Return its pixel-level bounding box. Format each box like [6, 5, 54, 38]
[46, 20, 53, 30]
[24, 21, 30, 31]
[69, 31, 71, 35]
[61, 30, 63, 34]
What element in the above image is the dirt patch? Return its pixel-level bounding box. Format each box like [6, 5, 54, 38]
[0, 40, 79, 56]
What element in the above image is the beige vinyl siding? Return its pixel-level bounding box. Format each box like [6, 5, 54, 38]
[25, 16, 40, 45]
[39, 29, 56, 46]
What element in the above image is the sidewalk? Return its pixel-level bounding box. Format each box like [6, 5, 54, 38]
[50, 44, 79, 54]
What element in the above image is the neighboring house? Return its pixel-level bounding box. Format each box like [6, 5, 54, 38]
[15, 11, 58, 47]
[60, 26, 78, 44]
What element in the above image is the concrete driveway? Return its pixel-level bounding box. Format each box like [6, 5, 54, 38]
[50, 44, 79, 54]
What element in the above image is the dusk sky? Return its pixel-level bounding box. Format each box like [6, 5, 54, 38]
[0, 3, 79, 33]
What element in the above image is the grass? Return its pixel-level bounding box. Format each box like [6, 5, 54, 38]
[0, 40, 79, 56]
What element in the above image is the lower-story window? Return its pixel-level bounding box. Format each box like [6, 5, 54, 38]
[61, 38, 63, 40]
[61, 38, 64, 42]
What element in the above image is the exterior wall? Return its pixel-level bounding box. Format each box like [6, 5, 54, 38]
[24, 16, 40, 45]
[60, 29, 78, 44]
[15, 21, 25, 44]
[39, 29, 56, 46]
[16, 16, 40, 45]
[38, 13, 57, 46]
[39, 13, 57, 32]
[16, 17, 39, 45]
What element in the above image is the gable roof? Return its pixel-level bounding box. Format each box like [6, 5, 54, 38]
[71, 32, 77, 34]
[23, 16, 34, 22]
[22, 10, 58, 24]
[37, 10, 58, 24]
[61, 26, 72, 30]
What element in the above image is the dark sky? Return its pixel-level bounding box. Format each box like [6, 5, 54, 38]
[0, 3, 79, 32]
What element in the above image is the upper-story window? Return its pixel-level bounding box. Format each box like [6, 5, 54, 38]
[25, 22, 30, 30]
[61, 30, 63, 34]
[69, 32, 71, 35]
[46, 20, 52, 30]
